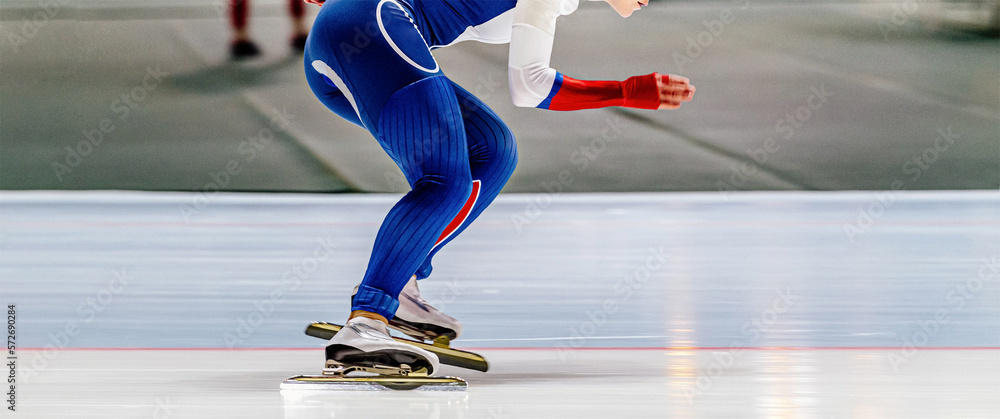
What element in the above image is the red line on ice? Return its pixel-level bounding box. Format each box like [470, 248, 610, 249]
[19, 346, 1000, 351]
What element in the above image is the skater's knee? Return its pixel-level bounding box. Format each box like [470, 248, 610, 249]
[498, 135, 518, 170]
[492, 128, 517, 168]
[472, 136, 517, 184]
[412, 172, 473, 204]
[469, 120, 517, 173]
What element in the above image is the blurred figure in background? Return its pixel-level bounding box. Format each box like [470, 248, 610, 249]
[230, 0, 311, 59]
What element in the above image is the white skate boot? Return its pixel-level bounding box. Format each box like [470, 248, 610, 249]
[324, 316, 440, 376]
[353, 276, 463, 342]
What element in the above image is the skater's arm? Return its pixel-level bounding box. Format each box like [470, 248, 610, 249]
[507, 0, 694, 111]
[540, 73, 695, 111]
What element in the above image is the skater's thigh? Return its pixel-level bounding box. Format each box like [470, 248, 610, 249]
[304, 0, 442, 134]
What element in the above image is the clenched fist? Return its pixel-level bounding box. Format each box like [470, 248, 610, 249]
[656, 74, 695, 110]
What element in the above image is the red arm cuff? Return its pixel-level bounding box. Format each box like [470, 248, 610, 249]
[621, 73, 660, 110]
[545, 73, 660, 111]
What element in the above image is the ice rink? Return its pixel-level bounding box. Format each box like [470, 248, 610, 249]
[1, 0, 998, 416]
[2, 190, 998, 418]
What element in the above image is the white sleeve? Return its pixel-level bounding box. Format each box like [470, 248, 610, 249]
[507, 0, 562, 108]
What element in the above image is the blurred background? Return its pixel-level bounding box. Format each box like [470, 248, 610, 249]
[1, 0, 998, 193]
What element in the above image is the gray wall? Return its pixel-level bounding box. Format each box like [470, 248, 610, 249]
[1, 1, 998, 192]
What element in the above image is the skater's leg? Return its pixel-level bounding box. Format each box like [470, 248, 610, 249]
[346, 83, 514, 342]
[354, 75, 473, 319]
[413, 82, 518, 279]
[289, 0, 308, 50]
[229, 0, 260, 58]
[305, 0, 473, 320]
[305, 0, 460, 373]
[289, 0, 305, 23]
[230, 0, 249, 37]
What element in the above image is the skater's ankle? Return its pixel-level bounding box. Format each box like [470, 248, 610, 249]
[349, 310, 388, 325]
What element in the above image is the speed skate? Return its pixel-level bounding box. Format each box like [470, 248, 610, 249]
[280, 322, 489, 391]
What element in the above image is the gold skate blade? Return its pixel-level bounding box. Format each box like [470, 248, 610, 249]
[323, 360, 427, 377]
[306, 322, 489, 372]
[280, 375, 467, 391]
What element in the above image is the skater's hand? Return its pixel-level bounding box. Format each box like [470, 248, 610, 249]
[303, 0, 324, 5]
[657, 74, 695, 110]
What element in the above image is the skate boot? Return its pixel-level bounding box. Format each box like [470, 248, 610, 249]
[324, 316, 440, 377]
[353, 276, 463, 343]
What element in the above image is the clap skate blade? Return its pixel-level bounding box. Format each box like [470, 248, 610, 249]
[280, 360, 465, 391]
[280, 374, 467, 391]
[304, 322, 488, 372]
[322, 359, 424, 377]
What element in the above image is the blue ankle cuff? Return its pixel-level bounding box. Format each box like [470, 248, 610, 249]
[415, 264, 432, 280]
[351, 285, 400, 319]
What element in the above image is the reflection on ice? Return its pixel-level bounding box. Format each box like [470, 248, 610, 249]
[282, 389, 469, 419]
